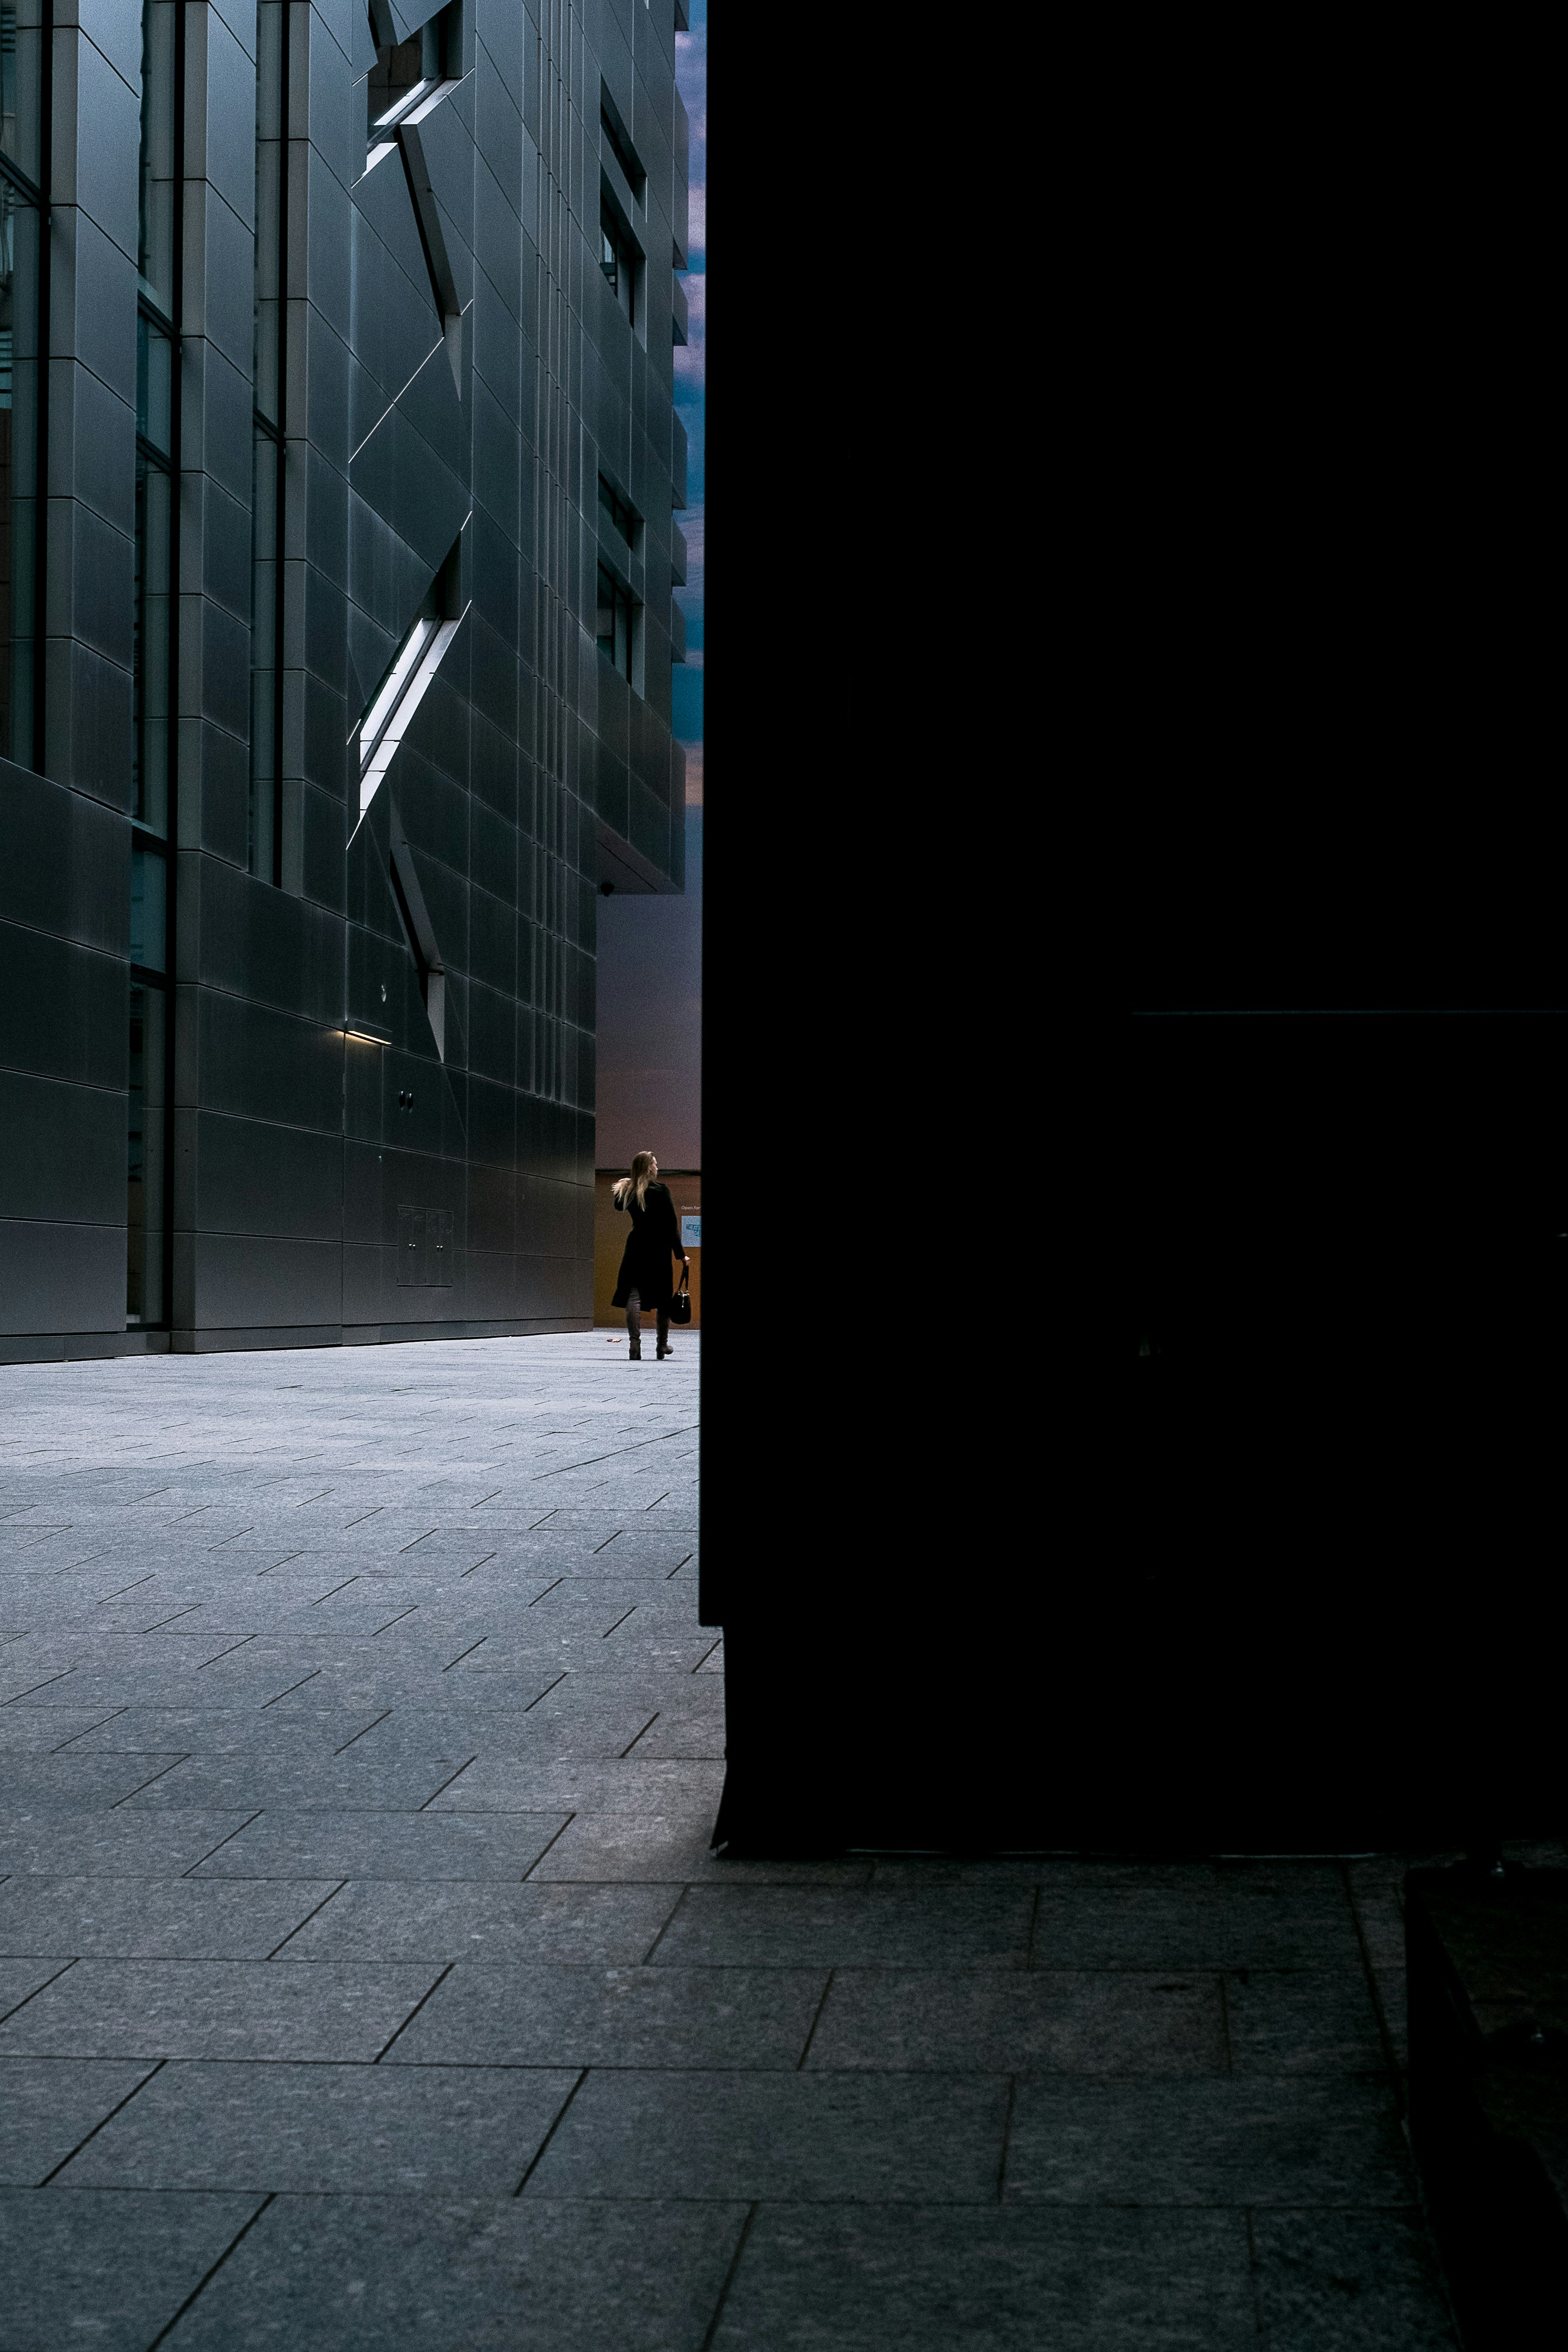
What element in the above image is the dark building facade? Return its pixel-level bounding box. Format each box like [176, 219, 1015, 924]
[1, 0, 689, 1362]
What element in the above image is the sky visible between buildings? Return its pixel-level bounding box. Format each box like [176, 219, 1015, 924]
[593, 0, 704, 1173]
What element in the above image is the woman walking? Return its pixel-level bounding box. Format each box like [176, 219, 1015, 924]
[610, 1151, 688, 1361]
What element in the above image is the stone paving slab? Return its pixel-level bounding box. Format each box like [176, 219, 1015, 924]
[1004, 2076, 1415, 2205]
[57, 2060, 581, 2195]
[119, 1754, 470, 1811]
[188, 1809, 571, 1882]
[0, 1331, 1472, 2348]
[648, 1884, 1039, 1971]
[0, 1958, 445, 2059]
[0, 1876, 342, 1959]
[526, 2068, 1015, 2203]
[708, 2206, 1261, 2352]
[155, 2195, 746, 2352]
[386, 1962, 829, 2070]
[1, 2055, 159, 2183]
[53, 1706, 396, 1756]
[273, 1879, 680, 1966]
[1249, 2210, 1462, 2349]
[0, 1809, 257, 1877]
[0, 2186, 268, 2352]
[804, 1968, 1228, 2075]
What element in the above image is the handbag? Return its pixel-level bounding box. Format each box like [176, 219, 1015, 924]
[668, 1261, 692, 1324]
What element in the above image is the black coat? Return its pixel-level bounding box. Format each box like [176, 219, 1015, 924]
[610, 1180, 683, 1310]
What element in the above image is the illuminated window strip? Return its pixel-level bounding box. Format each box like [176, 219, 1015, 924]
[350, 603, 468, 838]
[364, 77, 461, 178]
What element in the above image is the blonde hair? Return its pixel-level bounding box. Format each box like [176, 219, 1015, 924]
[612, 1150, 657, 1212]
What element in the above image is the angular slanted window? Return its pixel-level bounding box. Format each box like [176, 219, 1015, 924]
[389, 823, 446, 1063]
[352, 535, 469, 837]
[366, 1, 458, 163]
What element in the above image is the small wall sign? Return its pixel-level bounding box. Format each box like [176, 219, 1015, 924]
[681, 1215, 702, 1247]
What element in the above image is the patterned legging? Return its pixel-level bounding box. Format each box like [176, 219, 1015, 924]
[624, 1289, 669, 1351]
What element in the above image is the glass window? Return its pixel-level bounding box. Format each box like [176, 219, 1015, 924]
[249, 421, 278, 881]
[596, 562, 634, 683]
[597, 474, 637, 548]
[1, 3, 44, 185]
[132, 451, 172, 834]
[600, 104, 643, 204]
[129, 841, 167, 973]
[599, 203, 636, 328]
[138, 1, 176, 307]
[367, 2, 452, 147]
[136, 309, 172, 456]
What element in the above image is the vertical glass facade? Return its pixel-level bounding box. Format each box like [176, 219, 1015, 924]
[133, 314, 173, 834]
[249, 0, 283, 884]
[128, 0, 177, 1326]
[0, 4, 43, 767]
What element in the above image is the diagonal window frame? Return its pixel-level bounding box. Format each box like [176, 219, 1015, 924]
[349, 526, 470, 843]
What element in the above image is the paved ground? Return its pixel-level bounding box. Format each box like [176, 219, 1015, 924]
[0, 1332, 1505, 2348]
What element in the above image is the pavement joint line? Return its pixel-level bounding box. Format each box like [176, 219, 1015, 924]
[109, 1754, 196, 1807]
[0, 1955, 76, 2024]
[193, 1637, 260, 1670]
[601, 1609, 637, 1638]
[994, 2075, 1019, 2204]
[522, 1673, 568, 1712]
[371, 1962, 456, 2062]
[35, 2055, 169, 2185]
[259, 1668, 324, 1706]
[520, 1810, 579, 1877]
[264, 1879, 351, 1957]
[333, 1711, 393, 1755]
[511, 2066, 590, 2194]
[372, 1608, 422, 1636]
[442, 1638, 489, 1673]
[637, 1884, 688, 1966]
[146, 2192, 277, 2350]
[1, 1667, 78, 1699]
[1023, 1886, 1042, 1968]
[180, 1811, 265, 1876]
[54, 1707, 130, 1752]
[1243, 2208, 1267, 2341]
[697, 2201, 758, 2352]
[619, 1714, 660, 1758]
[418, 1755, 479, 1809]
[795, 1970, 836, 2070]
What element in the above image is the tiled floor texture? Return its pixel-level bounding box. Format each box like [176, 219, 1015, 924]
[0, 1333, 1481, 2348]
